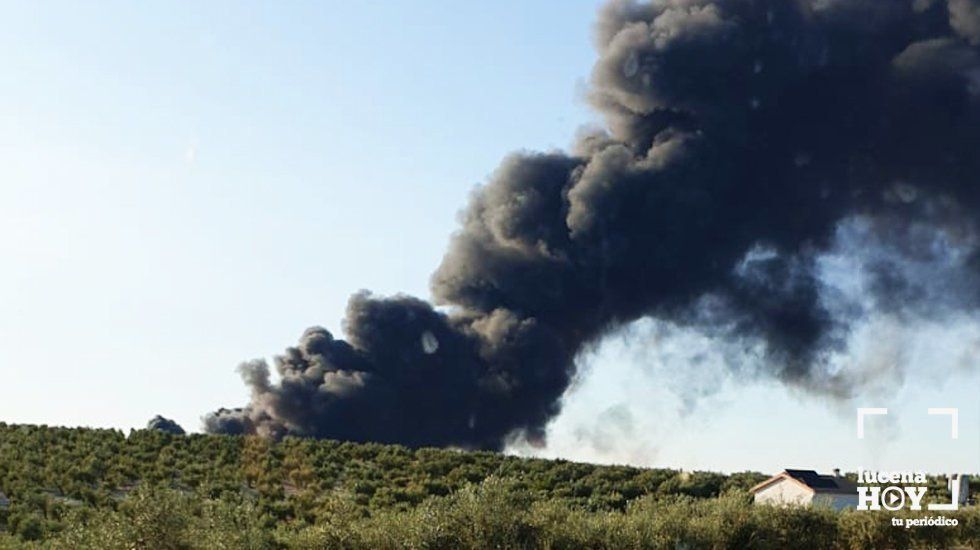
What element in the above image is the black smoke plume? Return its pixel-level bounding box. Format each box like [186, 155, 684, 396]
[205, 0, 980, 449]
[147, 415, 186, 435]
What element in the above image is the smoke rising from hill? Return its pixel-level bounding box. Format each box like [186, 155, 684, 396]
[205, 0, 980, 449]
[148, 415, 186, 435]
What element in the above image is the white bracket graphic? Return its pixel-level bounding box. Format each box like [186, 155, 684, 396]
[927, 408, 958, 440]
[858, 407, 888, 439]
[856, 408, 888, 439]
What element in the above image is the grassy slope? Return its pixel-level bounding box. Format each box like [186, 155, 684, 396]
[0, 423, 977, 549]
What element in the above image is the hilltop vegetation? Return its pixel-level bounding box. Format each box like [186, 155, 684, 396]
[0, 423, 977, 549]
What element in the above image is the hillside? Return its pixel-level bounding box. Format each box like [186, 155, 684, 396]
[0, 423, 977, 549]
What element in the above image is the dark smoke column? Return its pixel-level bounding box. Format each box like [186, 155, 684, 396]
[206, 0, 980, 449]
[147, 415, 186, 435]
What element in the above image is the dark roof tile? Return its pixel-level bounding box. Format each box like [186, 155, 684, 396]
[783, 469, 856, 494]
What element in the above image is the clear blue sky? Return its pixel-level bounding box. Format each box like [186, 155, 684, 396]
[1, 0, 976, 475]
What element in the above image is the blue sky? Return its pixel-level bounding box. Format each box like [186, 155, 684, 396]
[0, 0, 976, 475]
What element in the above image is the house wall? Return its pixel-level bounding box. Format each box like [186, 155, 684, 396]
[812, 493, 858, 511]
[753, 479, 813, 506]
[950, 474, 970, 505]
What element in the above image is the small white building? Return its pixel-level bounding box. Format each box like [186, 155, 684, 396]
[751, 469, 858, 511]
[949, 474, 970, 506]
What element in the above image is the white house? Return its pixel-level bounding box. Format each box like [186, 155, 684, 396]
[949, 474, 971, 506]
[751, 469, 858, 511]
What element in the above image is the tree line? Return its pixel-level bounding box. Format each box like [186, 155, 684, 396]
[0, 423, 976, 548]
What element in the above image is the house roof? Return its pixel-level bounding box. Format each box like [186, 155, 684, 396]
[750, 469, 857, 495]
